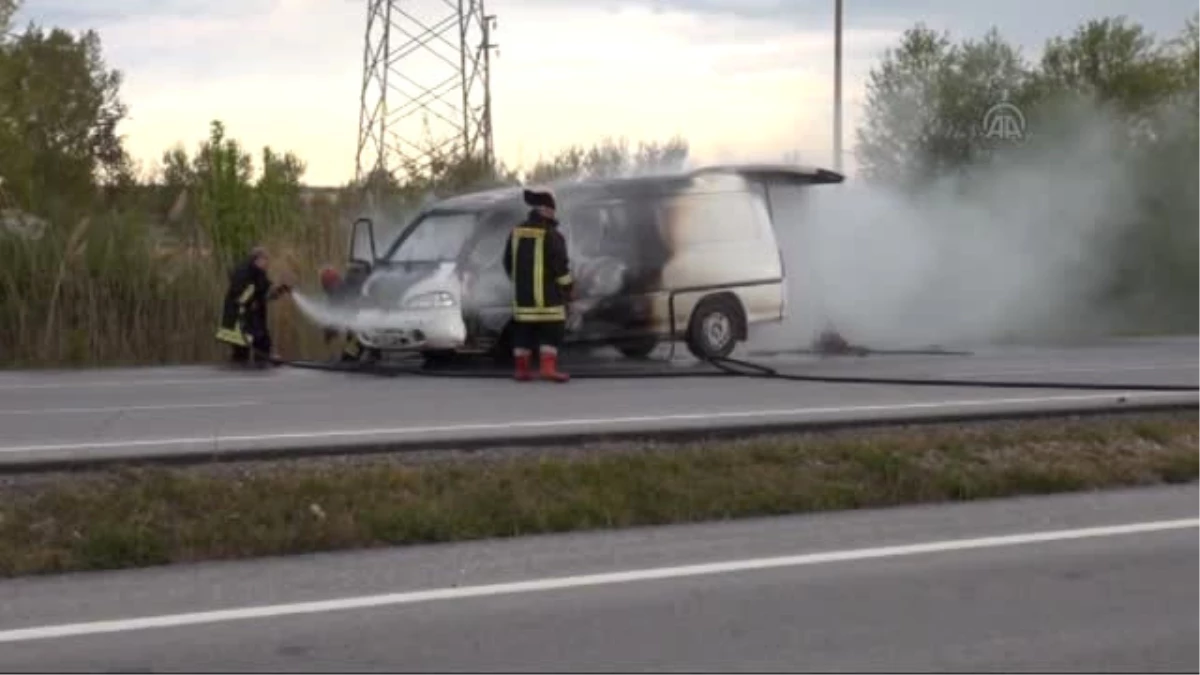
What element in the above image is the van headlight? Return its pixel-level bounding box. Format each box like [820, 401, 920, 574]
[404, 291, 457, 310]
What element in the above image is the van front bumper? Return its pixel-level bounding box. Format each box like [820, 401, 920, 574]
[352, 307, 467, 351]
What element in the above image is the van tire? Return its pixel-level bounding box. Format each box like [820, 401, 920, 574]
[490, 323, 514, 366]
[686, 295, 744, 360]
[356, 340, 382, 364]
[614, 336, 658, 360]
[422, 349, 457, 366]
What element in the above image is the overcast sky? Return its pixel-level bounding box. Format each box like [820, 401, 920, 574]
[16, 0, 1197, 185]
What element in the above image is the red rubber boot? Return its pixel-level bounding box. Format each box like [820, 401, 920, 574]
[513, 353, 534, 381]
[539, 351, 570, 383]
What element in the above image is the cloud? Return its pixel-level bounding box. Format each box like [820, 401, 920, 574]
[482, 2, 889, 166]
[608, 0, 1197, 49]
[19, 0, 273, 27]
[11, 0, 1194, 186]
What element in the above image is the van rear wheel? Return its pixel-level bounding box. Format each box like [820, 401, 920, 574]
[686, 296, 743, 360]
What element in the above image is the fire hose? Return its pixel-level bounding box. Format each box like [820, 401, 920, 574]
[270, 292, 1196, 392]
[268, 350, 1199, 393]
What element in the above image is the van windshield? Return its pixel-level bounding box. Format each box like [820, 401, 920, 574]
[383, 212, 480, 264]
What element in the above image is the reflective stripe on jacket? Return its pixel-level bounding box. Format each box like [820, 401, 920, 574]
[216, 258, 271, 345]
[503, 213, 573, 323]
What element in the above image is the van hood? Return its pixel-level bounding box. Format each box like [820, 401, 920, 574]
[361, 261, 462, 309]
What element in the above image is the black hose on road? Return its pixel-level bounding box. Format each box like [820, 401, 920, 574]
[706, 355, 1200, 392]
[279, 358, 728, 380]
[271, 352, 1200, 393]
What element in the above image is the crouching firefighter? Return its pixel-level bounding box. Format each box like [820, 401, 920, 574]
[318, 265, 375, 364]
[215, 246, 292, 366]
[503, 188, 574, 382]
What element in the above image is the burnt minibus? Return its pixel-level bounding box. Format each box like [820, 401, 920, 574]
[319, 164, 843, 362]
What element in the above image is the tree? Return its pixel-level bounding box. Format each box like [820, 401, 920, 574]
[0, 0, 16, 36]
[161, 146, 193, 189]
[369, 116, 521, 206]
[525, 136, 690, 183]
[525, 145, 586, 184]
[0, 22, 129, 217]
[854, 25, 952, 185]
[191, 120, 256, 262]
[1033, 17, 1183, 114]
[633, 136, 689, 173]
[853, 15, 1199, 334]
[151, 120, 315, 262]
[1172, 14, 1199, 89]
[255, 146, 306, 231]
[854, 25, 1031, 186]
[1105, 18, 1199, 329]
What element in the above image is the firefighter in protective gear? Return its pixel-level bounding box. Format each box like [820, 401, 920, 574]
[502, 188, 574, 382]
[215, 246, 291, 366]
[318, 265, 372, 363]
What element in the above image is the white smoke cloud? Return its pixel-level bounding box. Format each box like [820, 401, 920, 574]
[291, 290, 359, 331]
[299, 96, 1194, 355]
[751, 97, 1178, 351]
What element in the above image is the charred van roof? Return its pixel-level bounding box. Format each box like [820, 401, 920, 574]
[690, 164, 846, 185]
[425, 163, 843, 215]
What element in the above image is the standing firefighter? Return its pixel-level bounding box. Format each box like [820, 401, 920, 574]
[503, 188, 574, 382]
[215, 246, 291, 366]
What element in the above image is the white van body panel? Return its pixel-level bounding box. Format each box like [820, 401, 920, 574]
[354, 262, 468, 350]
[652, 185, 785, 336]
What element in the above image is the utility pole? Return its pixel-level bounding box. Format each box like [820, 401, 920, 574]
[833, 0, 843, 173]
[355, 0, 497, 185]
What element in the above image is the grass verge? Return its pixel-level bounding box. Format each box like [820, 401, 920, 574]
[1, 411, 1196, 578]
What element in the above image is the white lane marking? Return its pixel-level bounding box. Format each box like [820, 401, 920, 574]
[0, 518, 1194, 644]
[0, 401, 261, 416]
[0, 373, 312, 391]
[0, 361, 1191, 391]
[944, 362, 1200, 378]
[0, 391, 1192, 455]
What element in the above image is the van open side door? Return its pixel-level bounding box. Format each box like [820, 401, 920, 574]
[346, 216, 379, 289]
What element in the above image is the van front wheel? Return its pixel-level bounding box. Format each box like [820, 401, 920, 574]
[421, 349, 458, 366]
[489, 323, 514, 366]
[686, 296, 743, 360]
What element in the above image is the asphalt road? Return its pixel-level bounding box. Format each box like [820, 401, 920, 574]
[0, 485, 1195, 672]
[0, 336, 1196, 467]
